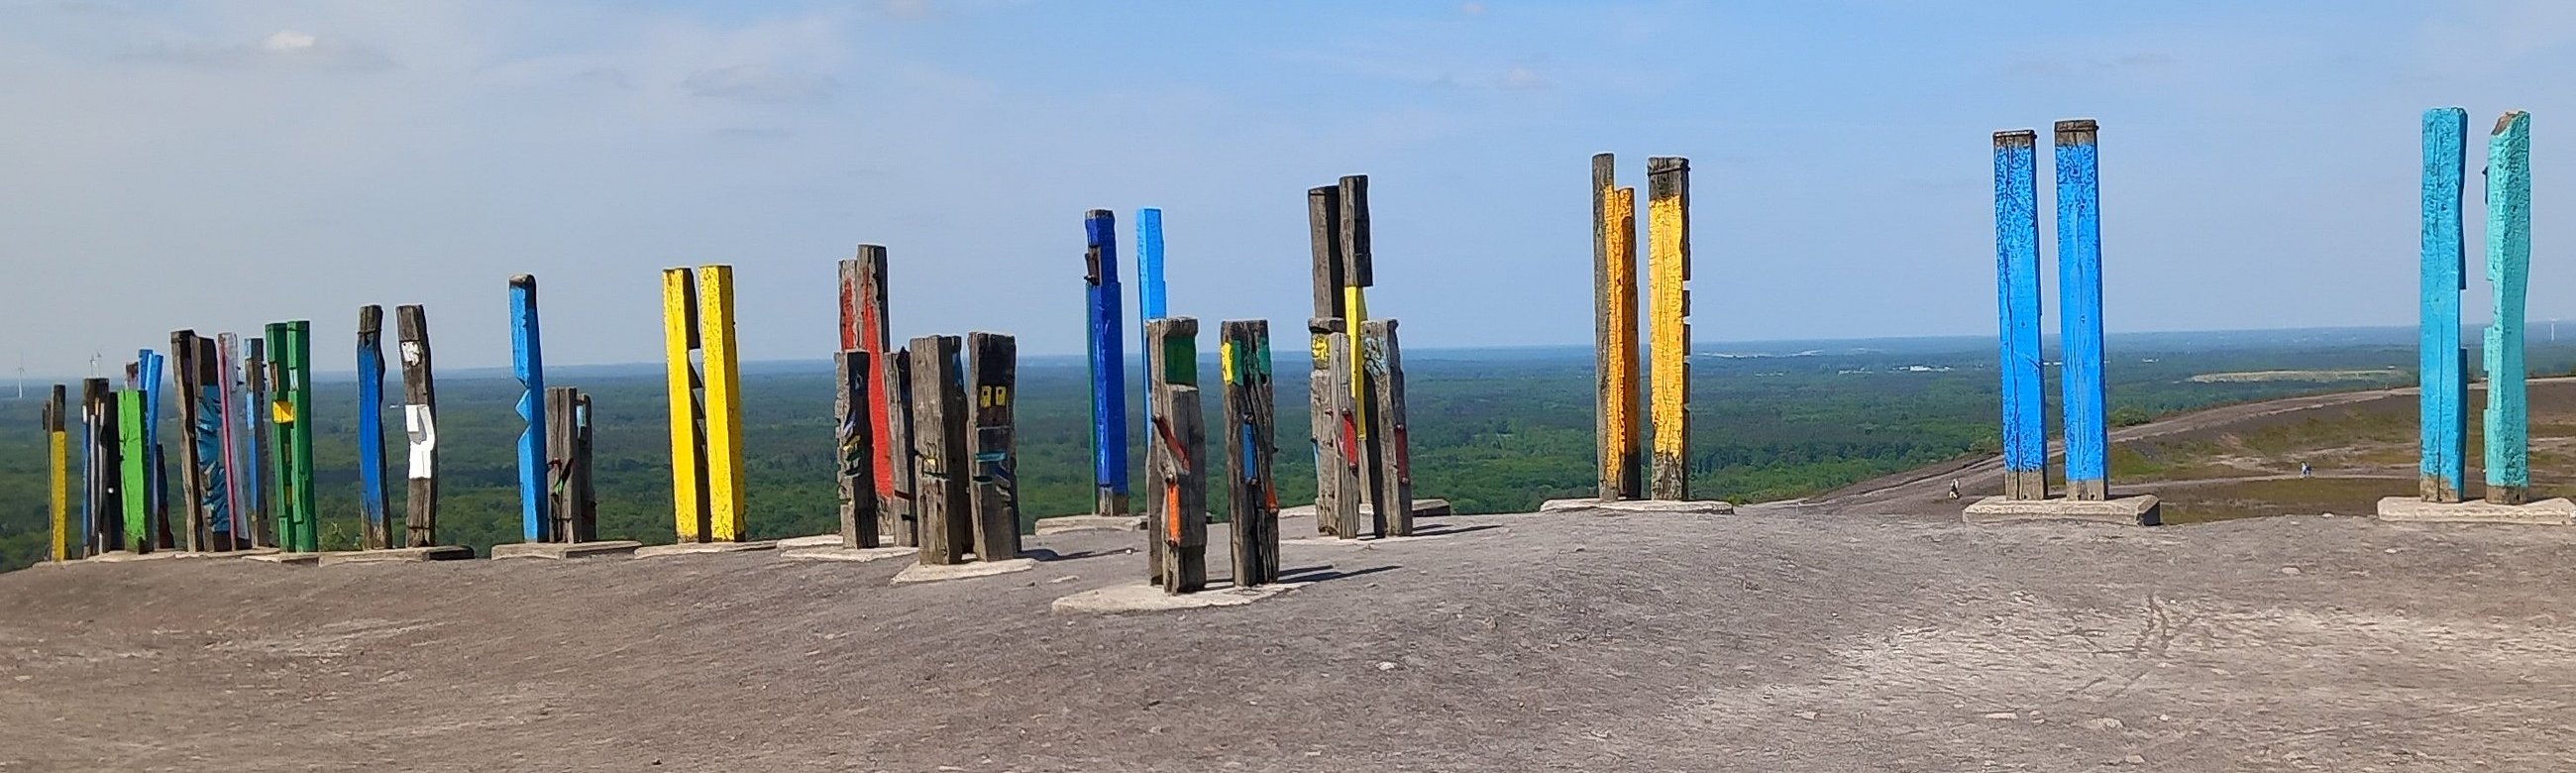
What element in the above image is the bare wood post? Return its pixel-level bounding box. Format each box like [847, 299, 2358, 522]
[968, 333, 1020, 561]
[887, 346, 918, 547]
[835, 350, 881, 549]
[83, 379, 119, 554]
[1307, 184, 1351, 536]
[545, 386, 577, 543]
[1151, 383, 1209, 594]
[1363, 318, 1413, 536]
[910, 336, 970, 565]
[1324, 332, 1364, 539]
[242, 340, 271, 548]
[1221, 320, 1279, 587]
[170, 330, 209, 551]
[395, 305, 438, 547]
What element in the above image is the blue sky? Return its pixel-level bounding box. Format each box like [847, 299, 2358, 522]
[5, 0, 2574, 375]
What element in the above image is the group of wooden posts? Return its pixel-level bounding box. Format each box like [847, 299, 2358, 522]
[2413, 108, 2535, 506]
[1590, 154, 1694, 502]
[1987, 121, 2112, 503]
[1302, 175, 1415, 541]
[37, 309, 447, 561]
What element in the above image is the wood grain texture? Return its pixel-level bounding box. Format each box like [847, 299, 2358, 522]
[969, 333, 1021, 562]
[509, 276, 549, 542]
[2418, 109, 2468, 503]
[842, 245, 897, 525]
[1646, 156, 1692, 501]
[1151, 383, 1207, 594]
[1595, 152, 1642, 501]
[835, 350, 880, 549]
[662, 268, 709, 542]
[2484, 111, 2532, 504]
[1221, 320, 1278, 587]
[910, 336, 970, 564]
[355, 307, 389, 549]
[1364, 319, 1413, 537]
[395, 305, 439, 546]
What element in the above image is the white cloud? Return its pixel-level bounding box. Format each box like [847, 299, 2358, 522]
[262, 29, 314, 52]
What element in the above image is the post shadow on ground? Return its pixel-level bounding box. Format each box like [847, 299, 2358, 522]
[1272, 563, 1401, 585]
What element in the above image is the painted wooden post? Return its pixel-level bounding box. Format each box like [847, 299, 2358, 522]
[2053, 121, 2109, 501]
[663, 267, 709, 542]
[395, 305, 439, 547]
[1138, 207, 1168, 437]
[118, 389, 148, 552]
[2420, 108, 2469, 503]
[83, 379, 119, 554]
[1152, 383, 1209, 594]
[1142, 318, 1199, 579]
[138, 349, 168, 548]
[834, 350, 880, 548]
[262, 326, 287, 549]
[969, 333, 1021, 561]
[170, 331, 208, 551]
[2485, 110, 2533, 505]
[1593, 153, 1643, 501]
[1338, 175, 1381, 509]
[185, 334, 225, 549]
[509, 276, 550, 542]
[1326, 331, 1365, 539]
[213, 333, 243, 549]
[838, 246, 895, 541]
[910, 336, 971, 565]
[243, 339, 271, 548]
[1083, 210, 1131, 518]
[1646, 156, 1693, 500]
[888, 347, 917, 546]
[278, 320, 317, 552]
[44, 385, 66, 562]
[75, 380, 97, 556]
[1308, 185, 1351, 536]
[1993, 130, 2048, 500]
[1364, 318, 1413, 536]
[356, 306, 389, 550]
[1221, 320, 1280, 587]
[546, 386, 597, 542]
[697, 265, 749, 541]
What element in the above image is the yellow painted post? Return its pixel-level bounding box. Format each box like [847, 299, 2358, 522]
[662, 268, 706, 542]
[1599, 178, 1642, 501]
[1647, 157, 1691, 500]
[45, 385, 67, 562]
[697, 265, 747, 541]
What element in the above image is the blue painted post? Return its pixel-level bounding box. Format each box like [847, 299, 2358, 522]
[1993, 129, 2047, 500]
[2420, 108, 2469, 502]
[137, 349, 167, 544]
[509, 275, 550, 541]
[2484, 110, 2532, 505]
[1084, 211, 1130, 517]
[356, 306, 389, 549]
[1137, 207, 1167, 434]
[2054, 119, 2109, 501]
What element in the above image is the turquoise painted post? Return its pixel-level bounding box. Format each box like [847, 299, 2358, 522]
[1083, 211, 1130, 517]
[2420, 108, 2468, 502]
[356, 306, 389, 548]
[509, 275, 550, 541]
[1993, 129, 2047, 500]
[2484, 111, 2532, 504]
[2054, 120, 2109, 501]
[137, 349, 166, 541]
[1137, 207, 1167, 434]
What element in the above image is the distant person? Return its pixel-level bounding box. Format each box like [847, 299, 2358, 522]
[1949, 480, 1961, 499]
[2300, 463, 2311, 479]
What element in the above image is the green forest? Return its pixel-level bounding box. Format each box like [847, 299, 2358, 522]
[3, 328, 2563, 573]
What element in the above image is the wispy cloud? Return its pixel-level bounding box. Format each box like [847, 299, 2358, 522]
[683, 64, 837, 104]
[124, 29, 394, 71]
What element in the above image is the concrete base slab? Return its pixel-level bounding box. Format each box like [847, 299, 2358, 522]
[1963, 495, 2161, 526]
[1051, 582, 1296, 614]
[1280, 532, 1451, 548]
[890, 557, 1037, 585]
[1536, 498, 1737, 515]
[1035, 514, 1144, 534]
[489, 540, 644, 560]
[776, 534, 849, 549]
[779, 546, 916, 563]
[2375, 497, 2576, 525]
[318, 546, 475, 566]
[86, 550, 216, 563]
[1278, 498, 1455, 520]
[632, 540, 780, 559]
[243, 552, 322, 565]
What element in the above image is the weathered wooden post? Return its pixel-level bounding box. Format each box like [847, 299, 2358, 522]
[118, 387, 149, 552]
[546, 386, 597, 542]
[1337, 175, 1382, 511]
[2052, 123, 2108, 502]
[44, 385, 67, 562]
[835, 350, 880, 548]
[1083, 210, 1131, 519]
[663, 265, 750, 542]
[356, 306, 390, 549]
[2413, 109, 2471, 503]
[838, 246, 895, 542]
[170, 331, 209, 551]
[910, 335, 972, 565]
[1646, 157, 1692, 500]
[1363, 318, 1413, 536]
[1221, 320, 1279, 587]
[1142, 318, 1199, 579]
[396, 305, 439, 547]
[242, 339, 271, 548]
[1307, 185, 1358, 536]
[185, 334, 226, 550]
[1593, 153, 1643, 501]
[274, 320, 317, 552]
[1324, 331, 1364, 539]
[969, 333, 1021, 561]
[1993, 130, 2048, 500]
[888, 346, 917, 546]
[1148, 379, 1208, 594]
[2485, 110, 2533, 505]
[137, 349, 169, 548]
[509, 276, 550, 543]
[83, 379, 119, 554]
[215, 333, 245, 549]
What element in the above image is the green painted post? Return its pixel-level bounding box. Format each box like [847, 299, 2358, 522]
[282, 320, 317, 551]
[117, 390, 148, 552]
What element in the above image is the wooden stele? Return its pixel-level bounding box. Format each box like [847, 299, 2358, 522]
[968, 333, 1021, 562]
[835, 350, 881, 549]
[118, 388, 148, 552]
[273, 321, 318, 552]
[1082, 210, 1131, 518]
[43, 385, 67, 562]
[1221, 320, 1279, 587]
[215, 333, 246, 549]
[909, 336, 972, 565]
[1593, 153, 1643, 501]
[545, 386, 597, 543]
[1306, 183, 1348, 536]
[1363, 318, 1413, 537]
[509, 276, 549, 543]
[663, 267, 711, 542]
[887, 346, 918, 547]
[82, 378, 119, 554]
[1142, 317, 1199, 581]
[170, 330, 209, 551]
[184, 335, 229, 550]
[839, 246, 899, 537]
[1645, 157, 1692, 501]
[1323, 331, 1364, 539]
[243, 338, 273, 548]
[1150, 384, 1209, 594]
[396, 305, 440, 547]
[696, 265, 749, 540]
[356, 307, 391, 550]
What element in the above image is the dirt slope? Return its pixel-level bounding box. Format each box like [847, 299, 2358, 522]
[8, 506, 2576, 772]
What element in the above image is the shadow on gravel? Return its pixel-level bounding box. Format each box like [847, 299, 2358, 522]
[1406, 523, 1503, 538]
[1275, 564, 1402, 584]
[1021, 548, 1110, 562]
